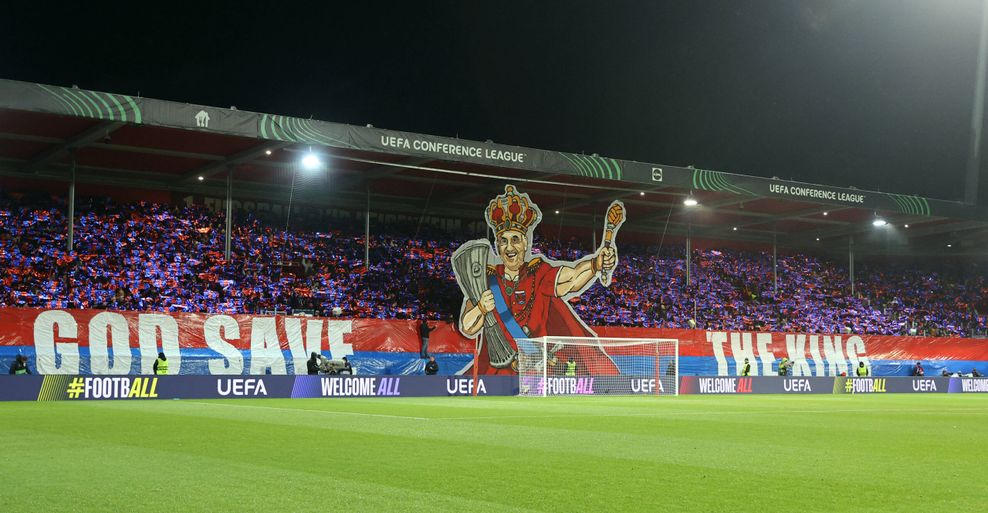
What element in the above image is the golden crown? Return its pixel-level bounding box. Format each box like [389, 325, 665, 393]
[485, 185, 541, 236]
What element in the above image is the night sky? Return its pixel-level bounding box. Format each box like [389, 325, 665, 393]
[2, 1, 984, 201]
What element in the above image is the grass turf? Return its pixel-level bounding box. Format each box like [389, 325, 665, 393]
[1, 394, 986, 512]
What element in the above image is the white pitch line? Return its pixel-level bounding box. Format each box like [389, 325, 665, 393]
[432, 407, 988, 421]
[182, 400, 431, 421]
[163, 402, 988, 422]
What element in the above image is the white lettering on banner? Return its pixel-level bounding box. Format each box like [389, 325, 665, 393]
[204, 315, 243, 374]
[785, 335, 813, 376]
[768, 183, 865, 204]
[756, 333, 775, 376]
[783, 378, 812, 392]
[249, 318, 287, 375]
[138, 314, 180, 374]
[730, 332, 758, 375]
[912, 379, 937, 392]
[630, 378, 658, 393]
[34, 310, 80, 374]
[698, 377, 737, 393]
[709, 330, 870, 377]
[285, 318, 325, 375]
[446, 378, 488, 395]
[217, 378, 268, 396]
[820, 336, 847, 377]
[379, 136, 526, 164]
[961, 379, 988, 392]
[850, 378, 886, 393]
[74, 377, 159, 399]
[380, 136, 411, 149]
[326, 320, 354, 359]
[88, 312, 131, 375]
[544, 377, 594, 395]
[808, 335, 826, 376]
[709, 331, 729, 375]
[321, 377, 377, 397]
[846, 336, 869, 370]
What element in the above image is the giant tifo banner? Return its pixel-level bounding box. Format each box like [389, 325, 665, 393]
[595, 327, 988, 378]
[1, 308, 987, 377]
[0, 308, 474, 376]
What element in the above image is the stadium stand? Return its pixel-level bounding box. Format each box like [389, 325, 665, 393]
[1, 190, 986, 337]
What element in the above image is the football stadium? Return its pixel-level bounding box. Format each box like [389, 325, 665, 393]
[3, 3, 988, 511]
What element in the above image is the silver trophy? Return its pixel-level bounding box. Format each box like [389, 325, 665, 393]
[451, 240, 516, 368]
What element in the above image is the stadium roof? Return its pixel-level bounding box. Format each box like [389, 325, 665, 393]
[0, 78, 986, 257]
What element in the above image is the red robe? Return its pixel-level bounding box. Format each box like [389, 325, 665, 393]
[473, 258, 620, 376]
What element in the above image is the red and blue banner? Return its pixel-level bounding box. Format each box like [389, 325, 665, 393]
[0, 308, 986, 377]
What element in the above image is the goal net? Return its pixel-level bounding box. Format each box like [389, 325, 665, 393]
[516, 336, 679, 397]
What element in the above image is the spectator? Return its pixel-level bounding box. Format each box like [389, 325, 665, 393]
[306, 352, 321, 375]
[419, 316, 431, 358]
[424, 356, 439, 375]
[153, 352, 168, 375]
[856, 361, 869, 377]
[913, 362, 924, 377]
[778, 357, 789, 377]
[8, 354, 31, 375]
[0, 192, 985, 339]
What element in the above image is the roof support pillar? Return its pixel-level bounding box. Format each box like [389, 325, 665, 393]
[365, 187, 371, 269]
[66, 152, 76, 252]
[224, 166, 234, 261]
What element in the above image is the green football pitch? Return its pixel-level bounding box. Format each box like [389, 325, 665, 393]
[2, 395, 986, 512]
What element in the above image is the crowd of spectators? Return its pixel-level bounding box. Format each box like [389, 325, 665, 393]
[1, 191, 986, 337]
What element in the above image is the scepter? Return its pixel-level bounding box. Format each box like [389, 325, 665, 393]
[598, 200, 626, 287]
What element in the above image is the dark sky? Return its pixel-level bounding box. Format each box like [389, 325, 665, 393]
[2, 1, 984, 201]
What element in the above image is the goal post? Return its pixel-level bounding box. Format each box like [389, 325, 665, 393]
[516, 336, 679, 397]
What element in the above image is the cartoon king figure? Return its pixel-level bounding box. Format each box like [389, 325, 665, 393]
[452, 185, 626, 375]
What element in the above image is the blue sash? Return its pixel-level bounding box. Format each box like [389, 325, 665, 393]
[487, 274, 530, 344]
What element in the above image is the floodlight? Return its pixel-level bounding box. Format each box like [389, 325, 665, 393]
[302, 153, 322, 170]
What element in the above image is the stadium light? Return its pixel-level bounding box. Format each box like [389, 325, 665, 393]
[816, 237, 820, 241]
[683, 196, 698, 207]
[732, 227, 737, 231]
[197, 176, 204, 181]
[301, 152, 322, 170]
[822, 211, 828, 216]
[554, 210, 560, 214]
[947, 243, 953, 248]
[264, 149, 272, 156]
[904, 224, 909, 228]
[872, 218, 887, 227]
[639, 191, 645, 196]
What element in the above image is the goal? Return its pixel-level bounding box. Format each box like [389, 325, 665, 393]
[516, 336, 679, 397]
